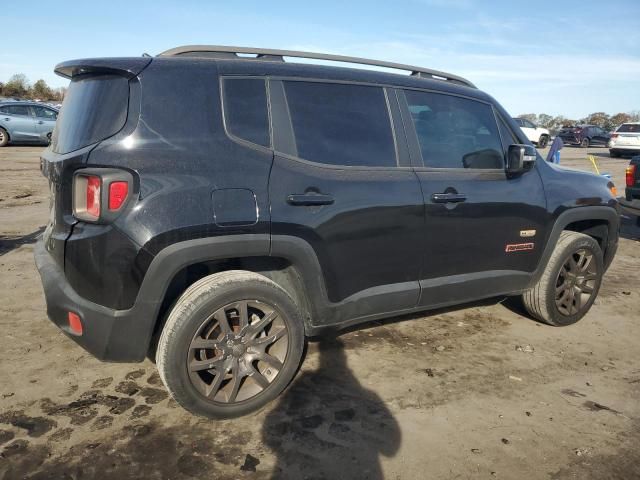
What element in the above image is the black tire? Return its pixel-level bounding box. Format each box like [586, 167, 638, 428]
[156, 270, 305, 418]
[538, 135, 549, 148]
[46, 132, 52, 145]
[580, 138, 590, 148]
[0, 127, 9, 147]
[609, 150, 620, 158]
[522, 231, 603, 326]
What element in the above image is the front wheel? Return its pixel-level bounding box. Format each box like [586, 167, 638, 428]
[580, 138, 590, 148]
[0, 128, 8, 147]
[522, 231, 603, 326]
[538, 135, 549, 148]
[156, 270, 305, 418]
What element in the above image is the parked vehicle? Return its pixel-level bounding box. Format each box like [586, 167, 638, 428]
[609, 123, 640, 158]
[625, 156, 640, 201]
[35, 46, 620, 418]
[0, 101, 58, 147]
[513, 117, 550, 147]
[558, 125, 610, 148]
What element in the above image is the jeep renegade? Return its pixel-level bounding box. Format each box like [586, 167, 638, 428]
[35, 46, 620, 418]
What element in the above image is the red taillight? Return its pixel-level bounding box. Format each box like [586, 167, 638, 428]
[575, 129, 582, 133]
[611, 133, 618, 139]
[86, 175, 101, 218]
[68, 311, 83, 335]
[627, 165, 637, 187]
[108, 181, 129, 211]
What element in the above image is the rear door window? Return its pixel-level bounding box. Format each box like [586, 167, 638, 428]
[51, 74, 129, 154]
[2, 105, 31, 116]
[403, 90, 504, 169]
[222, 78, 270, 148]
[281, 81, 396, 167]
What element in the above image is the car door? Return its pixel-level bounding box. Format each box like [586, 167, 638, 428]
[32, 106, 58, 141]
[591, 127, 609, 146]
[521, 119, 539, 143]
[397, 89, 549, 308]
[268, 79, 424, 324]
[0, 104, 38, 141]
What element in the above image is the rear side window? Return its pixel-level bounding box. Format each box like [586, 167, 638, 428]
[51, 74, 129, 154]
[222, 78, 270, 147]
[282, 81, 396, 167]
[1, 105, 31, 116]
[404, 90, 504, 169]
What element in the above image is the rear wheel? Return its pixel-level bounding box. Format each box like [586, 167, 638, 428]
[0, 128, 8, 147]
[523, 231, 603, 326]
[156, 270, 305, 418]
[580, 138, 590, 148]
[609, 150, 620, 158]
[538, 135, 549, 148]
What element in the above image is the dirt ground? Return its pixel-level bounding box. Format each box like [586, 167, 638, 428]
[0, 145, 638, 480]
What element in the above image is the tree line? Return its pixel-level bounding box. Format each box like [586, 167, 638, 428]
[0, 74, 66, 102]
[517, 111, 640, 133]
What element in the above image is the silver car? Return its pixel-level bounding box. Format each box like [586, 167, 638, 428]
[0, 101, 58, 147]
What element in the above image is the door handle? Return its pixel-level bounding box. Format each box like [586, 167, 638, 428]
[431, 192, 467, 203]
[287, 193, 334, 206]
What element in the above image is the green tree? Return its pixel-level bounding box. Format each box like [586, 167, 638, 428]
[607, 112, 631, 130]
[584, 112, 609, 129]
[3, 73, 29, 98]
[518, 113, 538, 124]
[537, 113, 554, 129]
[31, 79, 54, 100]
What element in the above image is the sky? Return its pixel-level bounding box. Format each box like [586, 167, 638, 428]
[3, 0, 639, 119]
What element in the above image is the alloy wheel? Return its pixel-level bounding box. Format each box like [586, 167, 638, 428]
[187, 300, 289, 404]
[555, 248, 598, 316]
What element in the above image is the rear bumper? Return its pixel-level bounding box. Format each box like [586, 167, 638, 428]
[34, 239, 155, 362]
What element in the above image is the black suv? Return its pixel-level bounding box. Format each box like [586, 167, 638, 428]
[35, 46, 620, 418]
[558, 124, 610, 148]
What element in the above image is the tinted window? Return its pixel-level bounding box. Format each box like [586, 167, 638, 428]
[52, 74, 128, 154]
[618, 124, 640, 133]
[222, 78, 270, 147]
[523, 119, 536, 128]
[283, 81, 396, 167]
[33, 106, 57, 119]
[514, 118, 524, 127]
[404, 90, 504, 169]
[2, 105, 31, 116]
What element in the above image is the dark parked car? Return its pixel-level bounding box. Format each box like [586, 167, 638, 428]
[558, 124, 610, 148]
[0, 101, 58, 147]
[35, 46, 620, 418]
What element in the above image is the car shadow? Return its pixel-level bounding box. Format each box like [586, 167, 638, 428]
[261, 336, 401, 479]
[0, 226, 45, 256]
[620, 210, 640, 241]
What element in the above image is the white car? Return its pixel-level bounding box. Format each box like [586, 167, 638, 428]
[609, 123, 640, 158]
[513, 118, 551, 148]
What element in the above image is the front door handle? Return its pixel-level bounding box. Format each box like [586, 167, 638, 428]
[431, 192, 467, 203]
[287, 193, 335, 206]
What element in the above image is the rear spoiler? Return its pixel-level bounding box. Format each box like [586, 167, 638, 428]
[54, 57, 152, 79]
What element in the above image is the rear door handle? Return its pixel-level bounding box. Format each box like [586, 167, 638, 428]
[431, 192, 467, 203]
[287, 193, 334, 206]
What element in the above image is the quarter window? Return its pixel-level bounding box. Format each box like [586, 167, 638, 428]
[282, 81, 396, 167]
[404, 90, 504, 169]
[222, 78, 270, 148]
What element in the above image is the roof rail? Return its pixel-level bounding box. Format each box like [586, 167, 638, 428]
[158, 45, 476, 88]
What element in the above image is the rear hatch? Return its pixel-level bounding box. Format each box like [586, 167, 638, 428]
[41, 58, 151, 269]
[613, 124, 640, 146]
[558, 127, 580, 139]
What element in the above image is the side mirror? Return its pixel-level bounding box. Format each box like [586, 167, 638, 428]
[506, 144, 536, 175]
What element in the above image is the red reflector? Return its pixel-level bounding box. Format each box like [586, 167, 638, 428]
[68, 312, 83, 335]
[108, 181, 129, 211]
[627, 166, 637, 187]
[86, 176, 101, 218]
